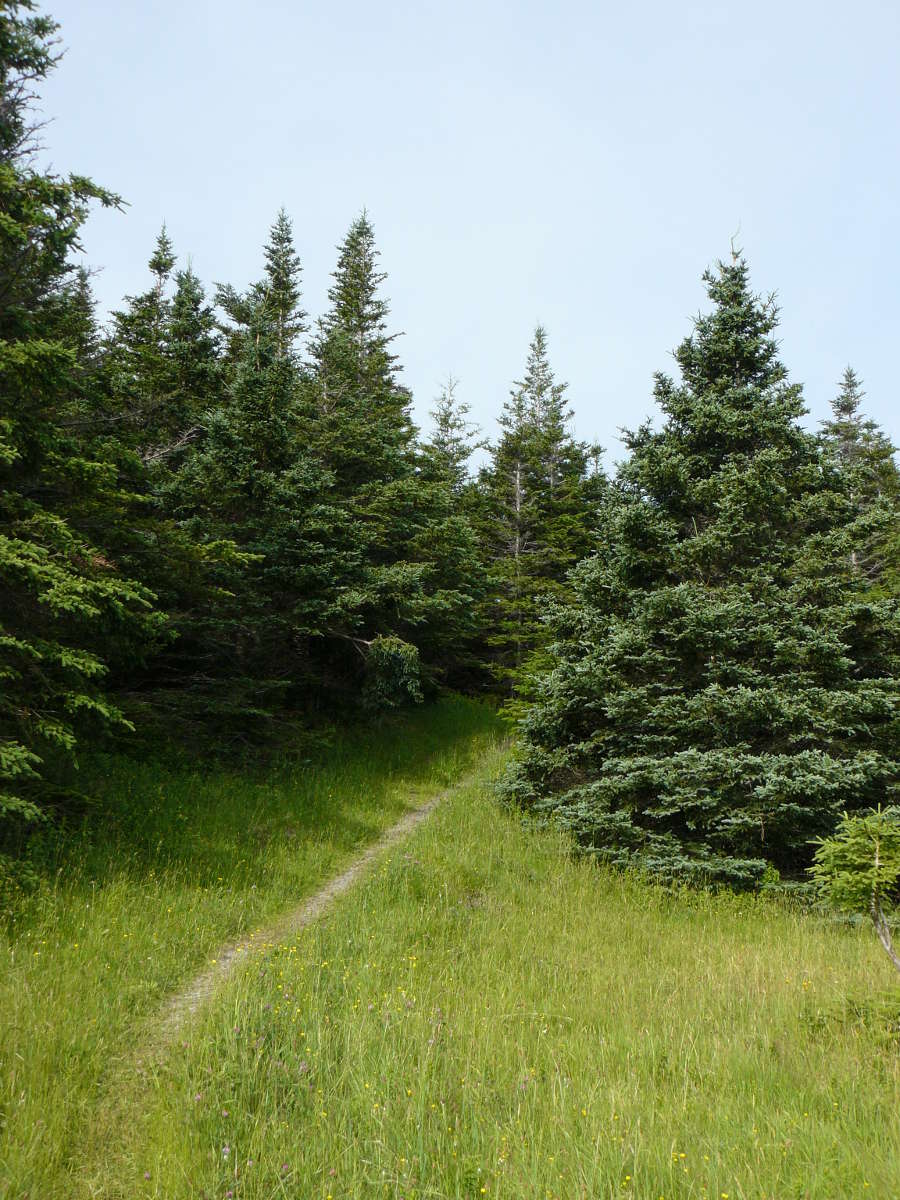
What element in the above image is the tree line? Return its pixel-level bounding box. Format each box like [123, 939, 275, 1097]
[0, 2, 600, 845]
[2, 1, 897, 888]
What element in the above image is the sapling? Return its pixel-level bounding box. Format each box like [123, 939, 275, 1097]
[811, 807, 900, 976]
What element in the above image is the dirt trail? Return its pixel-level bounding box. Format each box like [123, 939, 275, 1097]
[163, 788, 448, 1031]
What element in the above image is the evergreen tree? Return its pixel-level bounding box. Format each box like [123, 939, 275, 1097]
[479, 380, 542, 683]
[310, 212, 414, 494]
[0, 1, 161, 840]
[820, 368, 899, 589]
[478, 326, 602, 689]
[104, 227, 181, 455]
[262, 207, 305, 359]
[526, 326, 604, 572]
[504, 255, 899, 887]
[821, 368, 895, 481]
[172, 212, 338, 723]
[422, 375, 484, 495]
[307, 215, 485, 700]
[82, 228, 234, 734]
[167, 264, 222, 433]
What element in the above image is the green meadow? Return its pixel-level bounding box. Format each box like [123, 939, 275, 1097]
[0, 699, 501, 1198]
[3, 702, 897, 1199]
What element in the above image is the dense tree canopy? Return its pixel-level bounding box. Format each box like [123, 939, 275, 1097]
[0, 0, 161, 837]
[503, 257, 899, 886]
[2, 0, 897, 896]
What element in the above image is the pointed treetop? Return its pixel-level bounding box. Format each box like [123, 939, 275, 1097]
[171, 264, 219, 355]
[516, 324, 572, 429]
[831, 366, 865, 422]
[214, 211, 306, 360]
[676, 255, 785, 396]
[172, 262, 203, 307]
[325, 211, 391, 342]
[428, 375, 483, 492]
[642, 254, 809, 476]
[148, 225, 176, 282]
[821, 366, 898, 485]
[259, 207, 306, 355]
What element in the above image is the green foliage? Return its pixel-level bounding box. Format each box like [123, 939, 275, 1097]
[361, 635, 424, 708]
[812, 806, 900, 915]
[476, 325, 604, 691]
[307, 214, 487, 697]
[504, 255, 900, 886]
[168, 211, 335, 723]
[0, 699, 502, 1194]
[0, 1, 162, 842]
[820, 367, 900, 594]
[811, 806, 900, 975]
[6, 0, 899, 916]
[422, 374, 486, 495]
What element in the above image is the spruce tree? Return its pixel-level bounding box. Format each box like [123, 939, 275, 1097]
[167, 264, 222, 433]
[308, 215, 484, 700]
[821, 368, 895, 481]
[413, 378, 490, 689]
[505, 255, 899, 886]
[422, 375, 484, 496]
[262, 207, 305, 359]
[478, 380, 542, 683]
[526, 326, 604, 573]
[310, 212, 414, 494]
[820, 368, 899, 589]
[478, 326, 602, 689]
[104, 227, 181, 455]
[0, 1, 161, 839]
[171, 211, 338, 722]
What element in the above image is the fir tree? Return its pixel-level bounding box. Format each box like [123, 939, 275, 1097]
[820, 368, 899, 588]
[311, 212, 414, 494]
[822, 368, 894, 480]
[167, 264, 222, 431]
[479, 379, 542, 683]
[478, 326, 602, 689]
[105, 226, 182, 455]
[87, 230, 233, 732]
[525, 326, 604, 572]
[172, 213, 337, 722]
[504, 255, 899, 887]
[422, 375, 484, 495]
[0, 1, 161, 839]
[261, 207, 305, 359]
[308, 216, 484, 700]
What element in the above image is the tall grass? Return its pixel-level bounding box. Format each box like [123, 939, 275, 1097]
[112, 764, 900, 1200]
[0, 697, 502, 1200]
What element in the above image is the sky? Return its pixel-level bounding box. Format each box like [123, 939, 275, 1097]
[40, 0, 900, 467]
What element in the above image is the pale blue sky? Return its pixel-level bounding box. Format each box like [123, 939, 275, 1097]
[42, 0, 899, 464]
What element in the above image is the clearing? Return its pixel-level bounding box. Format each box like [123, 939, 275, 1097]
[2, 699, 898, 1198]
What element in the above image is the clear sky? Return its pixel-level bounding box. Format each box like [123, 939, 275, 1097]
[41, 0, 900, 465]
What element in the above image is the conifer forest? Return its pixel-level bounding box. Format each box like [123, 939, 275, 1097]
[2, 3, 899, 1197]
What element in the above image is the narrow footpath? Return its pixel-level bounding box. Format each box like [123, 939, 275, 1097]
[163, 787, 451, 1031]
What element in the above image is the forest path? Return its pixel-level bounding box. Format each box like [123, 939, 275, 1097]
[162, 783, 455, 1033]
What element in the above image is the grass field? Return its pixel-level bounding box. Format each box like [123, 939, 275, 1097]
[3, 702, 899, 1199]
[109, 766, 899, 1200]
[0, 697, 502, 1199]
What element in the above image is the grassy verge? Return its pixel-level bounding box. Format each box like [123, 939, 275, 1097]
[0, 697, 502, 1200]
[117, 763, 900, 1200]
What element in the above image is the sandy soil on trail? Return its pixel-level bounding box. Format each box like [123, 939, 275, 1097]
[163, 791, 445, 1031]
